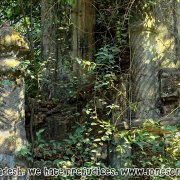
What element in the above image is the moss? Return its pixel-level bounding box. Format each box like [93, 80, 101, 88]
[0, 28, 29, 53]
[0, 58, 20, 73]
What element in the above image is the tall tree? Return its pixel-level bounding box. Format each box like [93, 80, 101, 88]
[41, 0, 95, 140]
[71, 0, 95, 75]
[41, 0, 72, 99]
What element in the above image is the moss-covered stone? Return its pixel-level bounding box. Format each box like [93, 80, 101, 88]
[0, 26, 29, 73]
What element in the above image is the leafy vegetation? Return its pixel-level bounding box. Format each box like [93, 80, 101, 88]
[18, 120, 180, 179]
[0, 0, 179, 179]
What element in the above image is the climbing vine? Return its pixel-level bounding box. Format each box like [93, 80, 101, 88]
[0, 0, 179, 179]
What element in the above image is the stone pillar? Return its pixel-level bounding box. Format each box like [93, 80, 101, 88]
[0, 25, 29, 178]
[130, 0, 180, 125]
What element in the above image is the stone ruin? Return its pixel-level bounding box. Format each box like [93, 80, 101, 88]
[0, 25, 29, 179]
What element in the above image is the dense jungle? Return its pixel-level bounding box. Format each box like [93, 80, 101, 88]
[0, 0, 179, 179]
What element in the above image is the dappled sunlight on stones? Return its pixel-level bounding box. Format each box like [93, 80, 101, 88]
[130, 1, 180, 124]
[0, 25, 29, 178]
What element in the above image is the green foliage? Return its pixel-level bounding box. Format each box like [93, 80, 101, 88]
[18, 123, 112, 179]
[116, 120, 180, 178]
[61, 0, 76, 6]
[19, 120, 180, 179]
[95, 45, 120, 65]
[18, 144, 34, 162]
[0, 0, 42, 97]
[3, 1, 180, 180]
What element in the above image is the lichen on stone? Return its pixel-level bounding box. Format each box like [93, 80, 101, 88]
[0, 26, 29, 73]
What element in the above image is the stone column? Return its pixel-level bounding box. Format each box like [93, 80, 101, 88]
[130, 0, 180, 125]
[0, 25, 29, 178]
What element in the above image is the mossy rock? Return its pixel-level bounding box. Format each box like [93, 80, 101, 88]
[0, 25, 29, 73]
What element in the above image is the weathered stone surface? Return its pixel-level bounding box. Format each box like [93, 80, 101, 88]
[159, 68, 180, 119]
[0, 79, 26, 152]
[45, 105, 76, 140]
[0, 26, 29, 179]
[159, 68, 180, 101]
[130, 0, 180, 125]
[0, 25, 29, 52]
[0, 25, 29, 74]
[46, 114, 69, 140]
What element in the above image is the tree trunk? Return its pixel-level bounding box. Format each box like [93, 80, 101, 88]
[71, 0, 95, 75]
[41, 0, 71, 99]
[41, 0, 95, 140]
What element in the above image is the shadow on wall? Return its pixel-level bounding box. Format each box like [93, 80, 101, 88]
[129, 1, 180, 125]
[0, 78, 27, 167]
[0, 25, 29, 172]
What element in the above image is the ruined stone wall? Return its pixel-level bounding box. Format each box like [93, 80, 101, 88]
[130, 0, 180, 125]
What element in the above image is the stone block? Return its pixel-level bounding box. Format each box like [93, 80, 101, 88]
[159, 68, 180, 118]
[159, 68, 180, 102]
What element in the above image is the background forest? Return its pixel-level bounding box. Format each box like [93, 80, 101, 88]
[0, 0, 180, 179]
